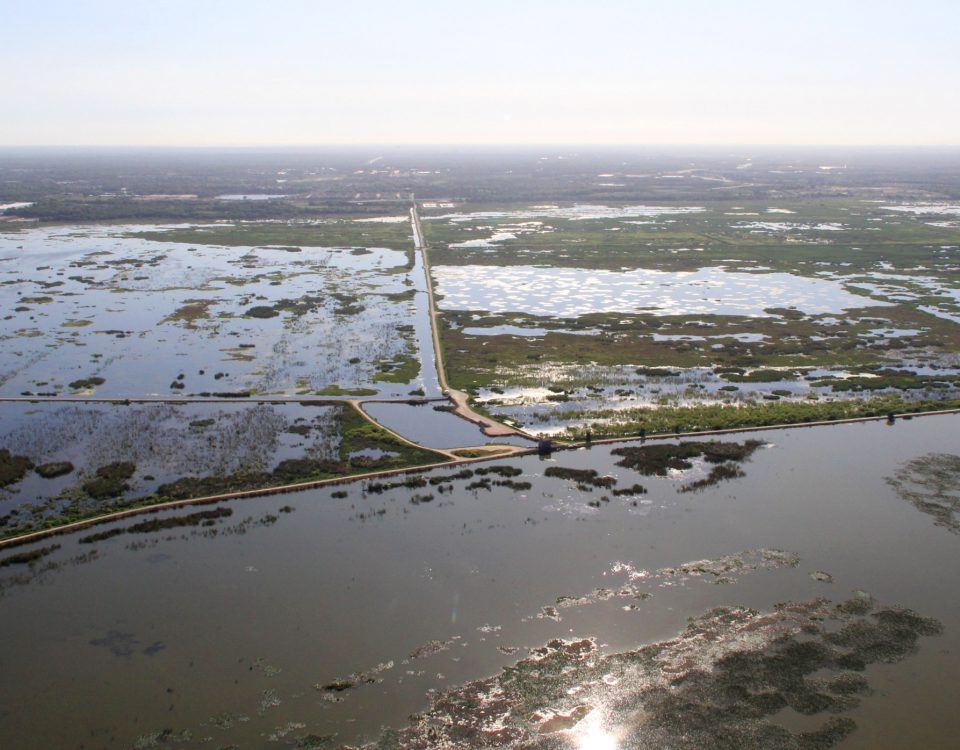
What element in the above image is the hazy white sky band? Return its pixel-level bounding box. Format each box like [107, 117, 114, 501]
[2, 0, 957, 146]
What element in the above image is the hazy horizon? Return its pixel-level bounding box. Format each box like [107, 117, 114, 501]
[4, 0, 958, 147]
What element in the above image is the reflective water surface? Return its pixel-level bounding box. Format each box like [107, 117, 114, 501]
[0, 415, 958, 749]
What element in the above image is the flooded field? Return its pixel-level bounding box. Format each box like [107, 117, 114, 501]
[433, 264, 883, 318]
[0, 401, 337, 515]
[0, 401, 447, 540]
[0, 223, 437, 398]
[470, 361, 960, 437]
[426, 200, 960, 436]
[1, 415, 958, 749]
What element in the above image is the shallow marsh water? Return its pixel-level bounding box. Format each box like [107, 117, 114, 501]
[472, 362, 960, 437]
[0, 225, 436, 398]
[0, 401, 344, 518]
[0, 415, 958, 748]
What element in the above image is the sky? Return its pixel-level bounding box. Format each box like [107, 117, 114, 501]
[2, 0, 958, 146]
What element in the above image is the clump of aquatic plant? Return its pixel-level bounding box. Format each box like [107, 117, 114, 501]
[67, 376, 106, 390]
[0, 449, 34, 487]
[887, 453, 960, 534]
[0, 544, 60, 568]
[679, 462, 746, 493]
[613, 440, 763, 476]
[79, 507, 233, 544]
[34, 461, 75, 479]
[475, 465, 523, 478]
[612, 483, 647, 496]
[544, 466, 616, 488]
[245, 305, 280, 318]
[82, 461, 137, 499]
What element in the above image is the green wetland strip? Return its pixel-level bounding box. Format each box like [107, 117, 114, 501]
[560, 396, 960, 440]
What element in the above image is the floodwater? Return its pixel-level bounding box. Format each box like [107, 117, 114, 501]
[425, 204, 705, 222]
[882, 203, 960, 216]
[0, 401, 343, 519]
[0, 225, 432, 398]
[0, 415, 958, 748]
[432, 265, 888, 318]
[473, 361, 960, 437]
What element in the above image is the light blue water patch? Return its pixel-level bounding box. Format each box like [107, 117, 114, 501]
[868, 328, 924, 338]
[0, 225, 421, 398]
[461, 325, 601, 337]
[425, 204, 705, 222]
[434, 265, 889, 318]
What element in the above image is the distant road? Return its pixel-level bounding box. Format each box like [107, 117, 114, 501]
[0, 395, 448, 405]
[410, 200, 532, 441]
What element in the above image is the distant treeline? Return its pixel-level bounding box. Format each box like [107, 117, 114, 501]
[13, 197, 408, 223]
[3, 146, 959, 208]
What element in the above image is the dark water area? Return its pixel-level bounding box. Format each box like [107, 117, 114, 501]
[361, 401, 494, 448]
[0, 415, 958, 749]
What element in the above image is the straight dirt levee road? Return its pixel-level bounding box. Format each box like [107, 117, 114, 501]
[409, 201, 529, 440]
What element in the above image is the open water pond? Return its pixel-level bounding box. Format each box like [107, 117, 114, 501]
[360, 401, 499, 448]
[0, 225, 436, 398]
[1, 415, 958, 748]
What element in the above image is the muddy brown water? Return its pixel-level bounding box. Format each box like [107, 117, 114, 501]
[0, 415, 958, 749]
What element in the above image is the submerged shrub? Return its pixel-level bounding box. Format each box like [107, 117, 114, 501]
[68, 376, 106, 390]
[245, 305, 279, 318]
[82, 462, 137, 499]
[0, 449, 34, 488]
[35, 461, 75, 479]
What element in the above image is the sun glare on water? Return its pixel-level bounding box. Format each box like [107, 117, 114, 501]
[575, 712, 619, 750]
[577, 726, 618, 750]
